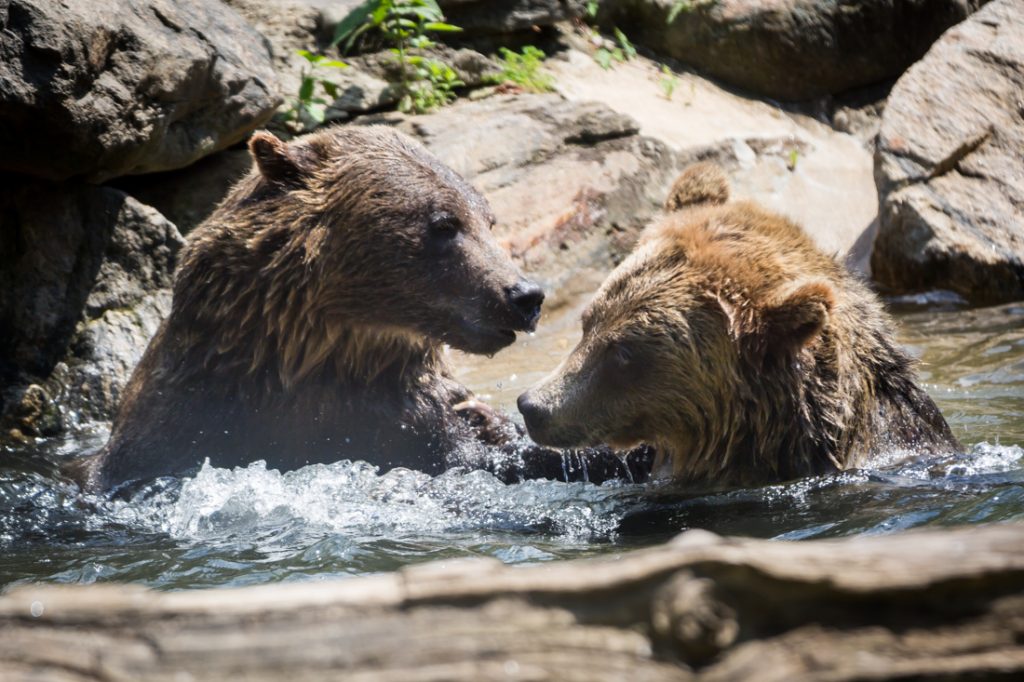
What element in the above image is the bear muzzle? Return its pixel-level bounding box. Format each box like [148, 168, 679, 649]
[505, 280, 545, 333]
[517, 391, 591, 448]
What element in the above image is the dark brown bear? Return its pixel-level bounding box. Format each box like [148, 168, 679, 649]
[72, 126, 548, 490]
[518, 164, 960, 487]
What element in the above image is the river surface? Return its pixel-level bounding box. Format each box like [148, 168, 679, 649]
[1, 299, 1022, 591]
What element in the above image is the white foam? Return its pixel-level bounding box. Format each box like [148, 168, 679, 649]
[105, 458, 633, 543]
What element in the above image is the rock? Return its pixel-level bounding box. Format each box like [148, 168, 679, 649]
[225, 1, 521, 121]
[1, 384, 62, 438]
[64, 291, 172, 422]
[224, 0, 347, 101]
[0, 0, 280, 183]
[871, 0, 1024, 305]
[355, 44, 497, 82]
[0, 183, 182, 425]
[113, 149, 253, 235]
[598, 0, 984, 100]
[322, 68, 400, 120]
[546, 47, 878, 268]
[374, 93, 681, 301]
[439, 0, 585, 36]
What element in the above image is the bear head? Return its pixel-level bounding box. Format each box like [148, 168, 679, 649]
[517, 166, 839, 477]
[245, 127, 544, 357]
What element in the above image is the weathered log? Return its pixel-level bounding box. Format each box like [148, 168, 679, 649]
[2, 524, 1024, 681]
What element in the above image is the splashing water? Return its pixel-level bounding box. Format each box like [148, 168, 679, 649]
[1, 302, 1022, 590]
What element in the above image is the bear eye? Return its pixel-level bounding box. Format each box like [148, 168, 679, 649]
[607, 341, 633, 367]
[428, 212, 461, 235]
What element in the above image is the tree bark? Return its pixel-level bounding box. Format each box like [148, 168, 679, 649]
[3, 524, 1024, 681]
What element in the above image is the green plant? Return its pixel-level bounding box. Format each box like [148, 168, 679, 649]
[333, 0, 463, 114]
[659, 64, 679, 100]
[402, 56, 463, 112]
[667, 0, 716, 23]
[585, 1, 599, 19]
[594, 27, 636, 70]
[494, 46, 554, 92]
[614, 27, 637, 60]
[283, 49, 348, 130]
[787, 148, 800, 171]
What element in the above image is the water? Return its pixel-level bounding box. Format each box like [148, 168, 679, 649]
[1, 301, 1022, 591]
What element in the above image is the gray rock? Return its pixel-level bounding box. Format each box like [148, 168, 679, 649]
[871, 0, 1024, 305]
[224, 0, 339, 99]
[0, 184, 182, 425]
[438, 0, 585, 35]
[114, 149, 254, 235]
[318, 0, 582, 42]
[352, 46, 500, 89]
[0, 0, 280, 183]
[64, 290, 172, 422]
[598, 0, 984, 100]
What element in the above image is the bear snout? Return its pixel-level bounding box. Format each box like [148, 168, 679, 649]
[505, 280, 545, 332]
[517, 391, 552, 435]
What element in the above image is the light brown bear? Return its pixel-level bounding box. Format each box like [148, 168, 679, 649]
[70, 126, 550, 490]
[518, 162, 960, 486]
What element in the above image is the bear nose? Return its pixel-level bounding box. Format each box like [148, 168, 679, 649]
[506, 280, 545, 331]
[517, 392, 549, 431]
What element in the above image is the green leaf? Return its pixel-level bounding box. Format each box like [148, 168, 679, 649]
[298, 76, 315, 102]
[667, 1, 692, 24]
[320, 59, 348, 69]
[614, 27, 636, 59]
[331, 0, 379, 47]
[402, 5, 440, 20]
[297, 49, 323, 64]
[342, 22, 374, 52]
[307, 106, 326, 124]
[371, 3, 389, 23]
[423, 22, 462, 32]
[321, 81, 339, 98]
[594, 48, 613, 70]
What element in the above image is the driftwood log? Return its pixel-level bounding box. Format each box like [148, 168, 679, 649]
[2, 525, 1024, 681]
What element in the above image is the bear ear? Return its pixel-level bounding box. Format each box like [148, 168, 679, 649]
[249, 131, 303, 185]
[759, 280, 835, 353]
[664, 162, 730, 212]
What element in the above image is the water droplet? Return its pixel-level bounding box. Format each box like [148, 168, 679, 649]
[30, 601, 44, 617]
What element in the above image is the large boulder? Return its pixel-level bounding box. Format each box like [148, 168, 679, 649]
[598, 0, 984, 100]
[871, 0, 1024, 305]
[0, 0, 280, 183]
[0, 184, 182, 431]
